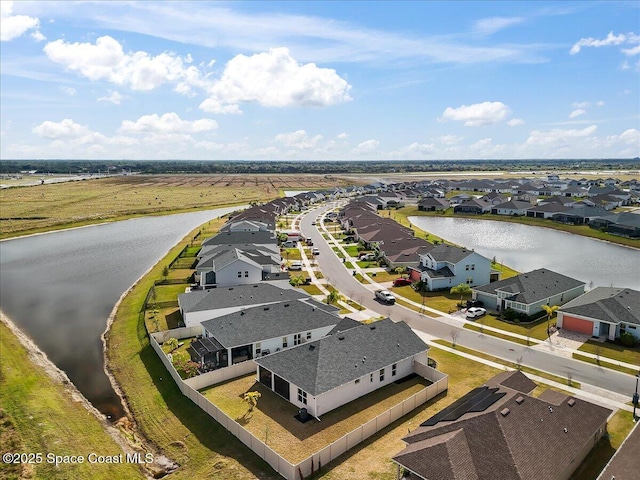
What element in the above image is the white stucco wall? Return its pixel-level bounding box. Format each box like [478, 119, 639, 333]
[287, 352, 427, 417]
[253, 324, 336, 357]
[216, 259, 262, 287]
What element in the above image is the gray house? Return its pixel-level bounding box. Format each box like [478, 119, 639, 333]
[472, 268, 586, 316]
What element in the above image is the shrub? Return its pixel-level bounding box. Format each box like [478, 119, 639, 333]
[620, 331, 636, 347]
[501, 308, 529, 323]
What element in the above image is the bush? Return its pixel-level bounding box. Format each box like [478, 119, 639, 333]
[501, 308, 529, 323]
[620, 331, 636, 347]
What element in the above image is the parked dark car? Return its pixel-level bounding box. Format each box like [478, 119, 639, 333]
[393, 278, 412, 287]
[466, 300, 484, 308]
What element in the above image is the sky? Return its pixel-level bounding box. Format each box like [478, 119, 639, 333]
[1, 0, 639, 161]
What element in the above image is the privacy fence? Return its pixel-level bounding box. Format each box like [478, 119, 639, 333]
[150, 330, 448, 480]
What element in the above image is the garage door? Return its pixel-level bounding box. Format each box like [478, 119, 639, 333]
[562, 315, 593, 335]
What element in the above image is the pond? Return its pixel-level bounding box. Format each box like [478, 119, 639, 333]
[0, 206, 243, 419]
[408, 216, 639, 290]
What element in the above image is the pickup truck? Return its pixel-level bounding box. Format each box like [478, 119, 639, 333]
[375, 289, 396, 304]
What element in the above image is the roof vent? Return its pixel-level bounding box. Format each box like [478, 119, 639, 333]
[309, 344, 315, 351]
[500, 408, 510, 417]
[229, 287, 234, 290]
[254, 284, 258, 287]
[515, 396, 524, 405]
[338, 336, 345, 341]
[563, 428, 568, 433]
[370, 325, 376, 330]
[284, 303, 290, 307]
[264, 307, 269, 311]
[548, 406, 553, 413]
[567, 398, 576, 407]
[240, 311, 245, 315]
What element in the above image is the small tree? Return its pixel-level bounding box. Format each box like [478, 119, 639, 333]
[542, 304, 559, 341]
[183, 361, 200, 378]
[165, 337, 179, 352]
[450, 329, 460, 348]
[243, 391, 262, 412]
[289, 275, 305, 287]
[162, 265, 169, 279]
[326, 289, 341, 305]
[450, 283, 472, 306]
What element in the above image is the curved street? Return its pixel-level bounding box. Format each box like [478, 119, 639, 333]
[298, 203, 638, 402]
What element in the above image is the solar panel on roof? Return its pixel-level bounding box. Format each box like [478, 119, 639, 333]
[420, 386, 507, 427]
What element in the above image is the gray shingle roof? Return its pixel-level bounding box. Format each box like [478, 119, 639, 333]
[397, 372, 612, 480]
[559, 287, 640, 325]
[255, 319, 428, 396]
[178, 283, 307, 313]
[201, 298, 340, 348]
[472, 268, 585, 305]
[428, 243, 476, 263]
[202, 230, 276, 246]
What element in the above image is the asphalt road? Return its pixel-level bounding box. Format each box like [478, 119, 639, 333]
[299, 203, 638, 399]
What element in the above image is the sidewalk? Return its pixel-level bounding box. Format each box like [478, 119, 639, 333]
[318, 212, 640, 376]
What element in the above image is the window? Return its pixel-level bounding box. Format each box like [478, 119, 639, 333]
[237, 271, 242, 278]
[465, 264, 470, 271]
[297, 388, 307, 405]
[471, 264, 475, 271]
[355, 378, 360, 384]
[282, 337, 288, 348]
[392, 363, 397, 377]
[244, 271, 249, 277]
[255, 343, 261, 355]
[370, 373, 373, 383]
[294, 333, 302, 346]
[306, 331, 312, 340]
[466, 277, 473, 284]
[379, 368, 385, 382]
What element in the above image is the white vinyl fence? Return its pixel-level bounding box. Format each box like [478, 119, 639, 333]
[150, 333, 448, 480]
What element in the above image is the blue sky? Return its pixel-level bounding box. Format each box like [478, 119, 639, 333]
[1, 1, 639, 161]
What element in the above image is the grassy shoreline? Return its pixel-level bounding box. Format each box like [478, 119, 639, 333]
[396, 206, 639, 249]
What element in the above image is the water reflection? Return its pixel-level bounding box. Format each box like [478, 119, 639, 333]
[409, 216, 639, 290]
[0, 206, 242, 419]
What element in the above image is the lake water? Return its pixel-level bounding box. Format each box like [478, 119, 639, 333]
[0, 206, 243, 419]
[408, 216, 639, 290]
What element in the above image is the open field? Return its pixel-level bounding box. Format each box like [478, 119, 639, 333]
[0, 174, 351, 239]
[0, 320, 145, 480]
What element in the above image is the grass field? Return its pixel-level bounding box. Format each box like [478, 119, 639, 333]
[0, 174, 351, 239]
[578, 339, 640, 367]
[0, 321, 145, 480]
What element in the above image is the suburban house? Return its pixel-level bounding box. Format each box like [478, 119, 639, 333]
[417, 197, 450, 211]
[453, 197, 492, 214]
[190, 298, 341, 370]
[410, 244, 492, 290]
[178, 282, 307, 328]
[378, 237, 434, 269]
[195, 245, 283, 288]
[219, 219, 273, 232]
[471, 268, 586, 316]
[201, 230, 278, 248]
[557, 287, 640, 340]
[254, 319, 430, 417]
[393, 370, 611, 480]
[490, 199, 534, 216]
[589, 211, 640, 238]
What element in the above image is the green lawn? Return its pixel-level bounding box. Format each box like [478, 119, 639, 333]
[342, 245, 361, 257]
[0, 321, 145, 480]
[299, 284, 323, 295]
[283, 248, 302, 260]
[578, 340, 640, 367]
[572, 353, 640, 376]
[153, 283, 190, 303]
[465, 322, 531, 346]
[391, 286, 461, 313]
[475, 315, 551, 342]
[331, 247, 345, 259]
[171, 257, 197, 269]
[356, 260, 378, 268]
[368, 271, 402, 283]
[200, 374, 432, 464]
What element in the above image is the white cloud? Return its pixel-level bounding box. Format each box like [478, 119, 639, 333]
[337, 132, 348, 140]
[570, 31, 638, 54]
[596, 100, 605, 106]
[440, 134, 463, 145]
[1, 1, 41, 42]
[569, 109, 586, 118]
[200, 47, 351, 114]
[353, 139, 379, 154]
[526, 125, 598, 146]
[622, 44, 640, 56]
[33, 119, 91, 139]
[474, 17, 524, 35]
[44, 36, 208, 92]
[507, 118, 525, 126]
[571, 101, 590, 108]
[120, 113, 217, 134]
[390, 142, 435, 159]
[59, 86, 76, 96]
[98, 90, 125, 105]
[440, 101, 511, 126]
[274, 130, 323, 149]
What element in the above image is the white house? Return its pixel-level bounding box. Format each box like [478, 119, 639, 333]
[413, 244, 492, 291]
[178, 282, 307, 328]
[254, 319, 430, 417]
[557, 287, 640, 341]
[472, 268, 586, 316]
[195, 245, 282, 288]
[490, 200, 533, 216]
[190, 298, 341, 369]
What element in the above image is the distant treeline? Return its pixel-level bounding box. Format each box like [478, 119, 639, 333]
[1, 159, 639, 175]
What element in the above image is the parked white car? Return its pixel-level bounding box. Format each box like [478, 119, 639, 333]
[375, 289, 396, 304]
[466, 307, 487, 319]
[289, 261, 303, 271]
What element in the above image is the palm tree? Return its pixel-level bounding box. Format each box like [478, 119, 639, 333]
[542, 304, 559, 341]
[450, 283, 472, 306]
[326, 289, 341, 305]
